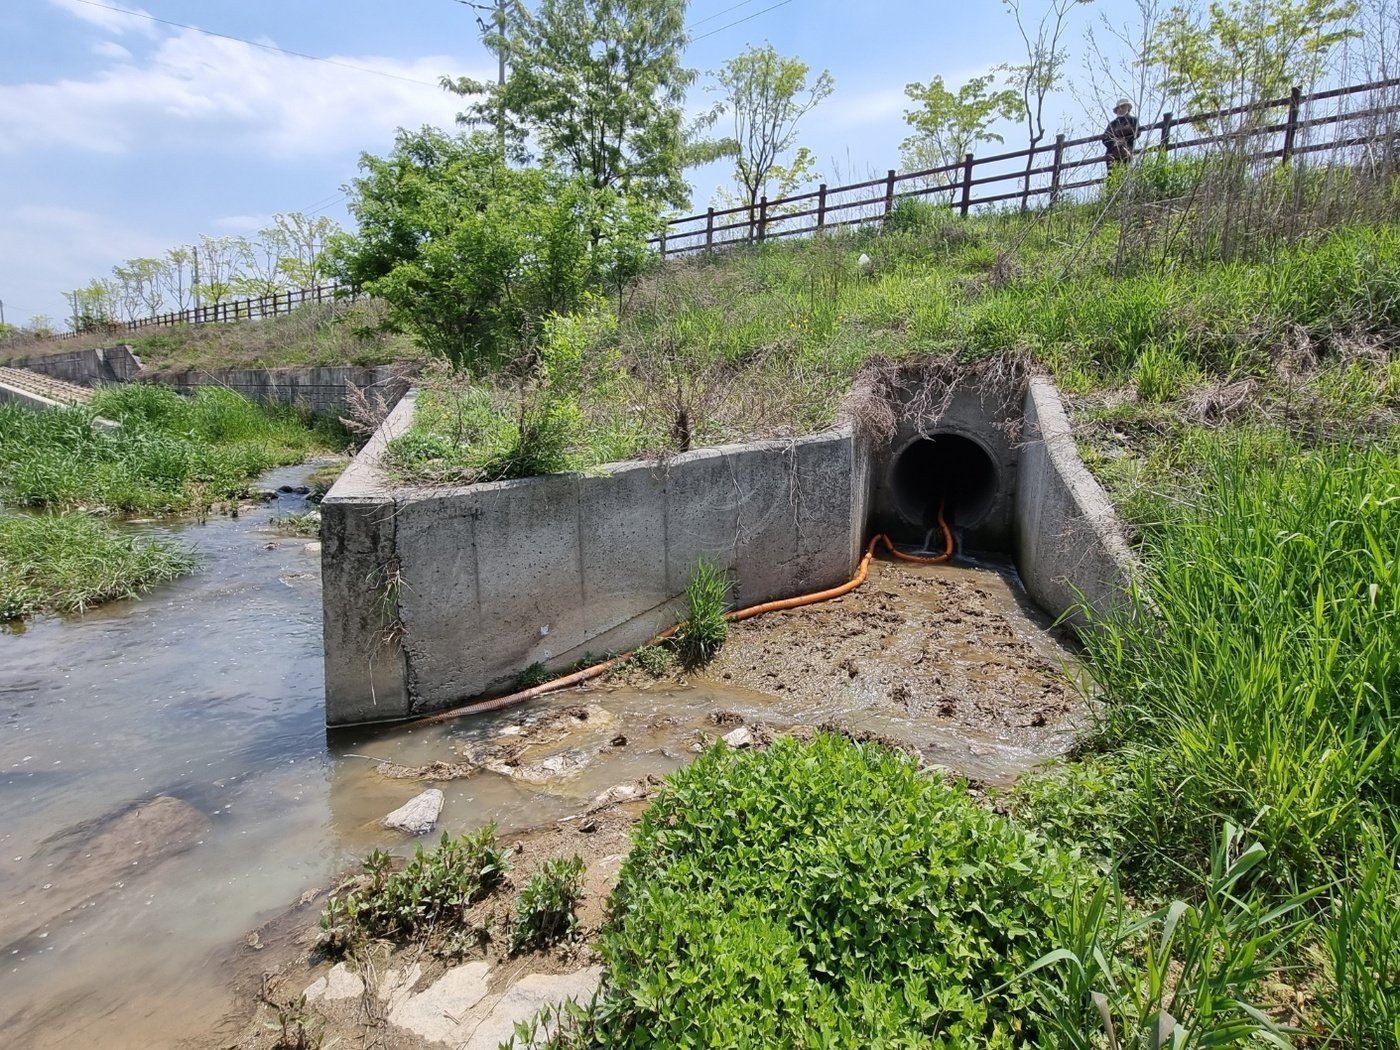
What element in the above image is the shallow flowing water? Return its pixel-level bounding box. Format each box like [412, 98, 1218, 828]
[0, 464, 1082, 1049]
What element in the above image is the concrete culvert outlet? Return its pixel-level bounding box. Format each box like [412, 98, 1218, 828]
[891, 434, 999, 535]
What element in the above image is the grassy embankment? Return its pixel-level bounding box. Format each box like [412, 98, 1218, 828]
[328, 166, 1399, 1048]
[0, 385, 340, 619]
[0, 297, 416, 372]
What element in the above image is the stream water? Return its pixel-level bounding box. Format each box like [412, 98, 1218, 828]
[0, 462, 1082, 1049]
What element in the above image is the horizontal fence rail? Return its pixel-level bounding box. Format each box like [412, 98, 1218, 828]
[653, 76, 1400, 257]
[57, 283, 362, 340]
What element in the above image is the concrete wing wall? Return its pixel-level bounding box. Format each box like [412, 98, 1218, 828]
[322, 391, 869, 726]
[1014, 377, 1137, 628]
[13, 345, 143, 385]
[143, 363, 417, 417]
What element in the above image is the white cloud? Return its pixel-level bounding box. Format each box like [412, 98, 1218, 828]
[92, 40, 133, 61]
[1, 203, 173, 325]
[210, 214, 274, 233]
[821, 86, 910, 131]
[49, 0, 157, 36]
[0, 27, 479, 157]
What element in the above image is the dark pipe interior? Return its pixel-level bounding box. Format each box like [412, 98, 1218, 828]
[891, 434, 998, 536]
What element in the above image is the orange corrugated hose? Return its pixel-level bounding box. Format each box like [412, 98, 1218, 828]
[413, 502, 954, 725]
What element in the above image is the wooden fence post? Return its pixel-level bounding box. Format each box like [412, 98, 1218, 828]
[1160, 112, 1173, 150]
[705, 207, 715, 249]
[959, 153, 975, 216]
[1048, 134, 1066, 205]
[817, 184, 828, 230]
[1282, 86, 1301, 161]
[883, 169, 897, 221]
[659, 230, 667, 258]
[758, 195, 768, 242]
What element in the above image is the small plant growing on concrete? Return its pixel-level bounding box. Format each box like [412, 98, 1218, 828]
[514, 661, 552, 690]
[674, 558, 730, 668]
[510, 854, 586, 953]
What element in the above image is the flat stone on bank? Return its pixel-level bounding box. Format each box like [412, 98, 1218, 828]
[382, 789, 444, 834]
[304, 962, 365, 1003]
[722, 726, 753, 749]
[461, 967, 604, 1050]
[387, 961, 491, 1045]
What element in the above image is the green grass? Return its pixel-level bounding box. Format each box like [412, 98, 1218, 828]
[390, 202, 1400, 484]
[0, 385, 338, 515]
[0, 511, 198, 619]
[1002, 430, 1400, 1045]
[0, 298, 417, 372]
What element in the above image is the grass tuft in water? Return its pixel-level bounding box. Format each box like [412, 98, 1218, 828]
[0, 512, 198, 619]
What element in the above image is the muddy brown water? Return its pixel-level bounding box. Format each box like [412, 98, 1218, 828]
[0, 465, 1084, 1049]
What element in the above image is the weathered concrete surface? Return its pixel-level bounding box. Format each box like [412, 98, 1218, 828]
[322, 391, 870, 725]
[1014, 377, 1137, 628]
[6, 345, 142, 386]
[144, 362, 417, 416]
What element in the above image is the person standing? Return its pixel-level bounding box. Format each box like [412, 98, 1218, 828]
[1102, 99, 1139, 172]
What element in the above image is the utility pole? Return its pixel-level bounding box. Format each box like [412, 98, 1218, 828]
[460, 0, 509, 157]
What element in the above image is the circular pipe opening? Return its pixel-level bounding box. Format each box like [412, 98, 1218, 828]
[891, 433, 998, 533]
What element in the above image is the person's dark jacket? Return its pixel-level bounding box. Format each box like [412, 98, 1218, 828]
[1102, 114, 1139, 154]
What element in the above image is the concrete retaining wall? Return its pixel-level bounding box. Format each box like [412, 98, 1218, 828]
[1014, 377, 1137, 628]
[143, 363, 417, 417]
[322, 374, 1136, 725]
[11, 345, 143, 385]
[322, 392, 870, 725]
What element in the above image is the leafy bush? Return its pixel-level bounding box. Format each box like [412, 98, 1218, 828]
[673, 558, 729, 668]
[884, 195, 948, 234]
[591, 735, 1080, 1048]
[510, 855, 587, 953]
[319, 824, 510, 949]
[329, 128, 657, 370]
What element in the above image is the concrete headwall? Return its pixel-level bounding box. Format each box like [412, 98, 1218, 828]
[12, 345, 143, 385]
[322, 374, 1137, 725]
[322, 392, 870, 725]
[143, 363, 418, 417]
[1014, 377, 1137, 628]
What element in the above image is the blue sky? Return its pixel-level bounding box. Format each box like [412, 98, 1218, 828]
[0, 0, 1134, 328]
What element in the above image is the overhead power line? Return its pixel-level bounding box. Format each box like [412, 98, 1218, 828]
[688, 0, 798, 43]
[67, 0, 443, 87]
[687, 0, 765, 29]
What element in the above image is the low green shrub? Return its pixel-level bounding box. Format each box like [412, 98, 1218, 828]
[319, 824, 510, 950]
[590, 734, 1080, 1048]
[510, 855, 587, 953]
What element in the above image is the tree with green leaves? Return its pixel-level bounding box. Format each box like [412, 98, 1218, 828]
[901, 74, 1021, 188]
[327, 127, 657, 370]
[444, 0, 694, 209]
[714, 44, 834, 215]
[1002, 0, 1091, 208]
[1144, 0, 1359, 128]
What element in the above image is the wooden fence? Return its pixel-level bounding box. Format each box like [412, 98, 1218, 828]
[57, 283, 360, 340]
[653, 76, 1400, 256]
[56, 76, 1400, 338]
